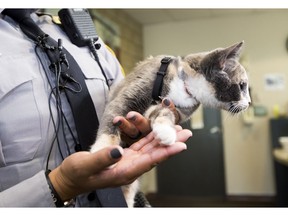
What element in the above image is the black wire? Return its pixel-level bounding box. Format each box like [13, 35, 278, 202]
[48, 59, 80, 156]
[48, 62, 65, 164]
[55, 60, 73, 156]
[35, 45, 77, 170]
[54, 61, 68, 159]
[35, 45, 62, 169]
[87, 38, 110, 90]
[46, 88, 64, 169]
[36, 36, 108, 171]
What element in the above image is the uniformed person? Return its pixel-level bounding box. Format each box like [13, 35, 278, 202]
[0, 9, 192, 207]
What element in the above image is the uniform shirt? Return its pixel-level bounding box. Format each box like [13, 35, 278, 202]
[0, 12, 124, 207]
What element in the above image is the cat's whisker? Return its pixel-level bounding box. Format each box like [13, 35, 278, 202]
[223, 111, 233, 122]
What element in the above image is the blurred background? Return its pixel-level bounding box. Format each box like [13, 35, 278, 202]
[47, 8, 288, 207]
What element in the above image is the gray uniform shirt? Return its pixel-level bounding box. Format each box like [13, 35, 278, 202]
[0, 12, 124, 207]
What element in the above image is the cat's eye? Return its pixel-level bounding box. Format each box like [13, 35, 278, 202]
[239, 81, 247, 91]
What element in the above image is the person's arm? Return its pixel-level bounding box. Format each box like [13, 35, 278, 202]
[0, 171, 55, 207]
[0, 120, 190, 207]
[47, 96, 187, 203]
[48, 126, 192, 202]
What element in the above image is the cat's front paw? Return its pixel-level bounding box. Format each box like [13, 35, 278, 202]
[153, 123, 177, 145]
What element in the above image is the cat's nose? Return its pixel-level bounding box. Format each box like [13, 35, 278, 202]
[247, 95, 252, 105]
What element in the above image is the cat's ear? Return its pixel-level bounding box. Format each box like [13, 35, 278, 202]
[199, 42, 243, 91]
[224, 41, 244, 60]
[216, 41, 244, 69]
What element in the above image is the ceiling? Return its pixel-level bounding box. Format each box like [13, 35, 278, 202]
[121, 9, 282, 25]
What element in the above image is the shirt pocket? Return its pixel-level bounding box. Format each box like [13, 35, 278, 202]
[72, 48, 117, 118]
[0, 54, 41, 166]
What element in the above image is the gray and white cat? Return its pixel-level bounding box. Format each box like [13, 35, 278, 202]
[90, 41, 251, 207]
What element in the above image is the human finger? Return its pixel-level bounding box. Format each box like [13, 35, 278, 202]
[84, 146, 124, 174]
[128, 131, 155, 151]
[126, 111, 151, 136]
[176, 128, 193, 142]
[113, 116, 139, 138]
[113, 112, 151, 146]
[130, 127, 192, 155]
[49, 146, 124, 201]
[125, 142, 187, 178]
[140, 128, 192, 154]
[161, 97, 180, 123]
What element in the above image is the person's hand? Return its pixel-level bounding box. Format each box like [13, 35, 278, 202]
[48, 126, 192, 202]
[113, 97, 180, 145]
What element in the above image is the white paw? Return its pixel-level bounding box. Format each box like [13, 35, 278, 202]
[153, 123, 177, 145]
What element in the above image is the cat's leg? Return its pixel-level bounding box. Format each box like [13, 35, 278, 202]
[145, 105, 177, 145]
[90, 133, 139, 208]
[90, 133, 121, 153]
[122, 180, 139, 208]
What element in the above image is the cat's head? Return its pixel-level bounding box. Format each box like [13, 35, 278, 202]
[184, 41, 251, 114]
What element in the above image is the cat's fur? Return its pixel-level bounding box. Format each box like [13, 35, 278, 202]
[90, 41, 251, 207]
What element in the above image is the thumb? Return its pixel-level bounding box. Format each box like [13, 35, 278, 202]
[88, 146, 124, 173]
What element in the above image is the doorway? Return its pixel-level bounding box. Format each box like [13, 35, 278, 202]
[157, 107, 226, 198]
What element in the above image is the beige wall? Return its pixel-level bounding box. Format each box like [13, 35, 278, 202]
[45, 9, 143, 74]
[142, 9, 288, 196]
[90, 9, 143, 74]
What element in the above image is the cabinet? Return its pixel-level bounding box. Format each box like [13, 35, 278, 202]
[157, 108, 225, 198]
[269, 118, 288, 207]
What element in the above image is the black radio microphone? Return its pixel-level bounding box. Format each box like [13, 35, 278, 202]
[58, 9, 98, 47]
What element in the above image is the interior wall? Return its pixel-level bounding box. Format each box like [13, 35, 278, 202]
[142, 9, 288, 196]
[45, 9, 144, 74]
[91, 9, 144, 74]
